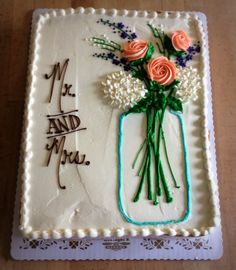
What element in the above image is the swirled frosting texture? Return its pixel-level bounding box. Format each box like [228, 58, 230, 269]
[171, 30, 190, 51]
[147, 56, 177, 85]
[122, 40, 148, 61]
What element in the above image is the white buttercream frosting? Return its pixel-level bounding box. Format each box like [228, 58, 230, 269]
[19, 8, 220, 239]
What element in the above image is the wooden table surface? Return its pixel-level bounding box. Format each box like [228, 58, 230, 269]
[1, 0, 236, 269]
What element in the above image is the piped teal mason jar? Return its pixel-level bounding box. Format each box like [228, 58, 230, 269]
[117, 109, 191, 225]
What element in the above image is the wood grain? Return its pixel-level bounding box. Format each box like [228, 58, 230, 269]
[0, 0, 235, 268]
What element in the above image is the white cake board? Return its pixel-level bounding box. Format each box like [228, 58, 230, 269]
[10, 9, 222, 260]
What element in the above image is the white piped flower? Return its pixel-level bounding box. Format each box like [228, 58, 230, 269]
[175, 66, 202, 102]
[102, 71, 147, 109]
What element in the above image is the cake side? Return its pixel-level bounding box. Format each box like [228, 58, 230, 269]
[19, 7, 220, 239]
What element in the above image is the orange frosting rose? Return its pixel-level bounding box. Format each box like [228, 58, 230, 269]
[171, 31, 190, 51]
[122, 40, 149, 61]
[147, 56, 177, 86]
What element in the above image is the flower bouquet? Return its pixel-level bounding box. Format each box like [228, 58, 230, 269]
[87, 19, 201, 207]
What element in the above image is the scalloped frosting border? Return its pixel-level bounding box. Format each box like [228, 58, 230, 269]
[19, 7, 221, 239]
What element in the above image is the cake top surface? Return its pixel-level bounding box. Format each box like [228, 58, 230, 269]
[19, 8, 220, 239]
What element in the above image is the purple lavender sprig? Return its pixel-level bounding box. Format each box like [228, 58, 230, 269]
[92, 52, 131, 71]
[175, 42, 201, 67]
[96, 18, 138, 40]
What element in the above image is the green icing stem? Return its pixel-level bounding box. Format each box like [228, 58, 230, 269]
[132, 139, 146, 169]
[118, 111, 191, 226]
[159, 161, 173, 203]
[147, 142, 153, 200]
[147, 23, 165, 56]
[161, 127, 180, 188]
[154, 108, 173, 204]
[137, 147, 147, 177]
[147, 110, 154, 200]
[91, 37, 122, 52]
[152, 110, 161, 204]
[133, 154, 150, 202]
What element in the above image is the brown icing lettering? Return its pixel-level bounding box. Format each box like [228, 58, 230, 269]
[69, 115, 80, 130]
[46, 114, 86, 137]
[47, 118, 62, 134]
[47, 109, 78, 118]
[61, 150, 86, 165]
[46, 136, 66, 189]
[45, 58, 69, 113]
[46, 136, 65, 167]
[46, 127, 86, 139]
[57, 116, 70, 132]
[46, 136, 90, 189]
[45, 58, 90, 190]
[62, 83, 75, 97]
